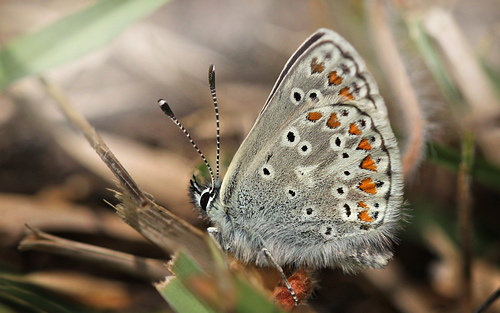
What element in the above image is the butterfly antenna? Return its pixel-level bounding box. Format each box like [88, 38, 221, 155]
[158, 99, 216, 188]
[208, 64, 221, 186]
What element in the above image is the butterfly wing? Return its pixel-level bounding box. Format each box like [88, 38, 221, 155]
[216, 29, 403, 271]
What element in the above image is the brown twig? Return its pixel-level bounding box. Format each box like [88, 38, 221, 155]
[38, 77, 148, 208]
[473, 287, 500, 313]
[19, 225, 171, 282]
[38, 77, 213, 270]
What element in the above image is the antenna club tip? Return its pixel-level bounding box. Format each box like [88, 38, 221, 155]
[208, 64, 216, 89]
[158, 99, 174, 117]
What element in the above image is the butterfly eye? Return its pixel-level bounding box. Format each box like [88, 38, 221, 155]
[199, 191, 211, 211]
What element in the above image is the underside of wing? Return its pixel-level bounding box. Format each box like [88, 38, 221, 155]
[217, 29, 404, 270]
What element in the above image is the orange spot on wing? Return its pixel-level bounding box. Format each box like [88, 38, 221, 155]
[311, 58, 325, 74]
[349, 123, 362, 135]
[361, 155, 378, 171]
[327, 113, 341, 129]
[359, 178, 377, 194]
[358, 210, 373, 222]
[358, 201, 368, 209]
[339, 87, 354, 100]
[328, 71, 343, 85]
[307, 111, 322, 122]
[357, 138, 372, 150]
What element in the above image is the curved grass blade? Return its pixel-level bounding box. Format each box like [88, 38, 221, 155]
[0, 0, 171, 89]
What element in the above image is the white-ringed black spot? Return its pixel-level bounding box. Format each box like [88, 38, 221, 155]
[376, 181, 384, 187]
[333, 184, 348, 199]
[298, 141, 312, 156]
[309, 92, 317, 100]
[344, 204, 351, 217]
[306, 208, 313, 215]
[259, 164, 275, 180]
[282, 127, 300, 147]
[289, 190, 296, 197]
[341, 109, 349, 117]
[330, 135, 345, 150]
[373, 212, 379, 219]
[290, 88, 304, 105]
[374, 203, 379, 208]
[342, 153, 349, 158]
[344, 171, 350, 176]
[263, 167, 270, 176]
[325, 227, 332, 235]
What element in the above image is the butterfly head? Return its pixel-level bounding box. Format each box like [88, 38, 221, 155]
[189, 175, 221, 215]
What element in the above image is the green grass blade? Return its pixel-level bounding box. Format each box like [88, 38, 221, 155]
[0, 0, 171, 89]
[157, 277, 218, 313]
[0, 273, 95, 313]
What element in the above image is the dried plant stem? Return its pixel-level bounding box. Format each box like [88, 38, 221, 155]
[39, 77, 213, 270]
[473, 287, 500, 313]
[368, 0, 427, 179]
[19, 225, 171, 281]
[457, 132, 475, 313]
[39, 77, 148, 208]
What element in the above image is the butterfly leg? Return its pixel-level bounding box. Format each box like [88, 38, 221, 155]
[262, 248, 298, 306]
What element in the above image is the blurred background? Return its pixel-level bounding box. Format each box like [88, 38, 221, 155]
[1, 0, 500, 312]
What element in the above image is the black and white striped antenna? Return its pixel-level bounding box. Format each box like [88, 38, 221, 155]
[158, 64, 221, 191]
[208, 64, 221, 184]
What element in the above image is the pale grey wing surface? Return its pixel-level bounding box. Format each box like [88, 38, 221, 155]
[218, 29, 403, 270]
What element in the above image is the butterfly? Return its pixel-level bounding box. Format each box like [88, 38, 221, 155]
[160, 28, 403, 304]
